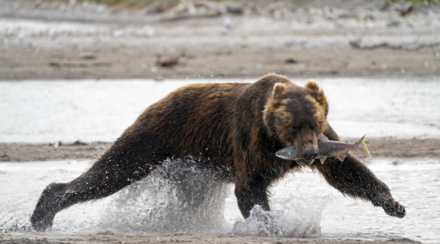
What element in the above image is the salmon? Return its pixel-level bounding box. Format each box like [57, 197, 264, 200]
[275, 134, 371, 164]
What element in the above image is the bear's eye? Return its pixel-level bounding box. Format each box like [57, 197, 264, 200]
[276, 118, 283, 126]
[313, 125, 319, 131]
[290, 126, 300, 133]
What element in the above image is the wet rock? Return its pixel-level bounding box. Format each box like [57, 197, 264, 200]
[155, 55, 179, 68]
[80, 55, 96, 60]
[224, 2, 244, 15]
[285, 58, 297, 64]
[398, 2, 414, 17]
[48, 62, 60, 68]
[383, 1, 414, 17]
[0, 154, 10, 162]
[72, 140, 87, 146]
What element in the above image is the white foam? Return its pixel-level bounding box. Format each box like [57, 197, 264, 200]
[99, 157, 231, 233]
[231, 195, 329, 238]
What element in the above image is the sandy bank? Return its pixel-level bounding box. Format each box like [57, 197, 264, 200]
[0, 232, 420, 244]
[1, 45, 439, 80]
[1, 138, 439, 162]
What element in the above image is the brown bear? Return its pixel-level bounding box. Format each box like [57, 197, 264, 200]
[30, 74, 405, 231]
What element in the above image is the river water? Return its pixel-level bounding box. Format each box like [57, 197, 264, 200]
[0, 77, 439, 143]
[0, 78, 439, 243]
[0, 157, 439, 243]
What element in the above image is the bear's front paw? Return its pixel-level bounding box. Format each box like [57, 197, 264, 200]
[383, 200, 406, 218]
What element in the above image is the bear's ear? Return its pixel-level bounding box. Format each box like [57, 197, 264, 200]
[305, 80, 329, 115]
[272, 83, 286, 100]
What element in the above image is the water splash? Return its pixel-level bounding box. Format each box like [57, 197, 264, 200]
[231, 195, 331, 238]
[100, 157, 231, 233]
[0, 159, 330, 237]
[98, 156, 330, 237]
[0, 193, 37, 233]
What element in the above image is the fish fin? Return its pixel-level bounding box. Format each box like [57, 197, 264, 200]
[337, 152, 348, 162]
[319, 157, 326, 164]
[357, 135, 372, 157]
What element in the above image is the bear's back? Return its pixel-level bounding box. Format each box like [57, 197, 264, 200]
[118, 83, 247, 169]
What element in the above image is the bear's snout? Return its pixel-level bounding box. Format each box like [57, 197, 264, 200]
[303, 148, 318, 161]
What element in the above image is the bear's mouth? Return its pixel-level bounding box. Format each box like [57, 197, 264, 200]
[296, 158, 314, 165]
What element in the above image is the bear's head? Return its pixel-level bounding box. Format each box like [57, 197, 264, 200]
[264, 80, 329, 164]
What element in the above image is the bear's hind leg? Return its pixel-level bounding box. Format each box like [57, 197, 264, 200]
[31, 161, 152, 231]
[30, 182, 68, 231]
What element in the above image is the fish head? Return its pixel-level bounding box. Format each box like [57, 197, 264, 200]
[275, 145, 298, 160]
[264, 80, 328, 164]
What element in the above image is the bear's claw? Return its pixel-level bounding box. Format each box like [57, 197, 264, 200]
[383, 200, 406, 218]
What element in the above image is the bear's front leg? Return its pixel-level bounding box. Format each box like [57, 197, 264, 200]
[371, 190, 406, 218]
[314, 126, 406, 218]
[234, 174, 271, 219]
[315, 154, 406, 218]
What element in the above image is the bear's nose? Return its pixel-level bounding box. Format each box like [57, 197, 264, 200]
[303, 148, 318, 161]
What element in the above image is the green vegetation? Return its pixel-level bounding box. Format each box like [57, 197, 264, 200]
[45, 0, 439, 9]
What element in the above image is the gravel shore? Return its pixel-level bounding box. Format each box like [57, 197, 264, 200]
[1, 0, 439, 80]
[0, 232, 422, 244]
[1, 138, 440, 162]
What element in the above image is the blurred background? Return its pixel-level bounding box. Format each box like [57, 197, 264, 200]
[1, 0, 440, 143]
[0, 0, 439, 80]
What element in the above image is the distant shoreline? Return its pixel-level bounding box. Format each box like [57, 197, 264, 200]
[1, 0, 439, 81]
[1, 138, 439, 162]
[1, 45, 439, 81]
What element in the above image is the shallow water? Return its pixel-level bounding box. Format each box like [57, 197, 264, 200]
[1, 77, 439, 243]
[0, 77, 439, 143]
[0, 158, 438, 243]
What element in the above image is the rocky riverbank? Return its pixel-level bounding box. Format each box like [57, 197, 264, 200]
[0, 0, 439, 80]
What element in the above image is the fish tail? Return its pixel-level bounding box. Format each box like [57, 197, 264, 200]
[357, 135, 372, 157]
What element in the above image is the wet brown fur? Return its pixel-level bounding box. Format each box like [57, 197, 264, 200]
[31, 73, 405, 231]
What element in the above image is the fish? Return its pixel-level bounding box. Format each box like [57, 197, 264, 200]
[275, 134, 371, 164]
